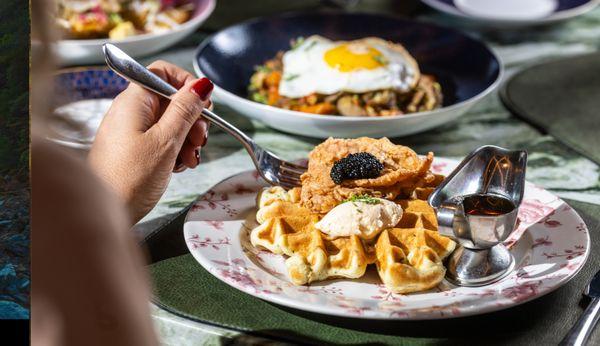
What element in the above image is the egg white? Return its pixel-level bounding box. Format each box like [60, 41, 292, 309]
[278, 35, 419, 99]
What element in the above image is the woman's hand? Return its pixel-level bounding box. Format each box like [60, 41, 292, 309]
[89, 60, 213, 223]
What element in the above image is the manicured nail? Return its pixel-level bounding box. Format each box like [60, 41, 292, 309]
[202, 132, 208, 146]
[195, 148, 201, 166]
[173, 156, 185, 172]
[173, 162, 186, 172]
[190, 78, 213, 101]
[174, 164, 186, 173]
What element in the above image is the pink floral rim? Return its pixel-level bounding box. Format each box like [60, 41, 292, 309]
[183, 158, 590, 320]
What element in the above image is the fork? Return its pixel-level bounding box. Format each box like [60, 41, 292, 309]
[102, 43, 306, 188]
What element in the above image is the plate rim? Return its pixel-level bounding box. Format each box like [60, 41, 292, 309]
[421, 0, 600, 25]
[183, 160, 591, 320]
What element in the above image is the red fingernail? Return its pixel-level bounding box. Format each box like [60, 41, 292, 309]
[173, 164, 186, 173]
[173, 156, 185, 172]
[195, 148, 201, 165]
[173, 160, 185, 172]
[190, 78, 213, 101]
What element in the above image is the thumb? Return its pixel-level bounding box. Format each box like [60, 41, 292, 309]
[155, 78, 213, 143]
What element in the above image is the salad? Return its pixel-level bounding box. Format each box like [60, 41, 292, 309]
[55, 0, 195, 40]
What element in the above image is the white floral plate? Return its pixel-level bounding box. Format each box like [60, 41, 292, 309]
[183, 158, 590, 320]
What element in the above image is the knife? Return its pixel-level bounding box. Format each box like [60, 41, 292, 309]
[561, 269, 600, 346]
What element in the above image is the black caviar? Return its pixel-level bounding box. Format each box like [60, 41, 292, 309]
[330, 152, 384, 184]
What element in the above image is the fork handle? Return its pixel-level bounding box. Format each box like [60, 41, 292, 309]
[102, 43, 256, 156]
[560, 297, 600, 346]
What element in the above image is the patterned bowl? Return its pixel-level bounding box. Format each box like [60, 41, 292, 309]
[51, 67, 127, 149]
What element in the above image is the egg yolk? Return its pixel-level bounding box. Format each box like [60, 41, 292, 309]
[324, 44, 386, 72]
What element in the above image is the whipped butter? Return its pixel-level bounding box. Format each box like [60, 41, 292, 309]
[315, 197, 403, 240]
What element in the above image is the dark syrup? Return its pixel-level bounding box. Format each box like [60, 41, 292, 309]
[462, 194, 515, 216]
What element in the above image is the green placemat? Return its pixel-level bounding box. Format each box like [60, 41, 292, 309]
[500, 52, 600, 165]
[147, 200, 600, 345]
[151, 254, 429, 345]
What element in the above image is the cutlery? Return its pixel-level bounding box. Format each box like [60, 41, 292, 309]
[102, 43, 306, 188]
[560, 269, 600, 346]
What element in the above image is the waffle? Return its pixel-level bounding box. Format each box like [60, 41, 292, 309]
[374, 199, 456, 293]
[413, 173, 445, 201]
[251, 187, 370, 285]
[250, 182, 455, 292]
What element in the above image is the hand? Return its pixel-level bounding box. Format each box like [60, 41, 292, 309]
[89, 60, 213, 223]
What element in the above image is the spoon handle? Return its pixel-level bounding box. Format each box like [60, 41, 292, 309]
[102, 43, 254, 147]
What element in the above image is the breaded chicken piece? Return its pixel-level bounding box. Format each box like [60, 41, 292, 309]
[300, 137, 434, 214]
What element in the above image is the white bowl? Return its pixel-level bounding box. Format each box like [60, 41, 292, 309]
[53, 0, 215, 66]
[206, 79, 501, 138]
[421, 0, 600, 28]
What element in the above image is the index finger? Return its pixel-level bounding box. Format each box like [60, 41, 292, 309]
[147, 60, 196, 90]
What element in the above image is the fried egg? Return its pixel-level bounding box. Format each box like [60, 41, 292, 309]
[278, 35, 420, 98]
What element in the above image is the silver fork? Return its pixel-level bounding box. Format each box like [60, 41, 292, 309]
[102, 43, 306, 188]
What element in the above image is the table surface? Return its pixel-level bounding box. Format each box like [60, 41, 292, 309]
[123, 1, 600, 344]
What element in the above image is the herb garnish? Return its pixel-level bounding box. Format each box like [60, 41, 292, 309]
[255, 65, 272, 73]
[283, 74, 300, 81]
[372, 55, 388, 65]
[291, 36, 305, 50]
[304, 40, 318, 51]
[110, 13, 123, 24]
[251, 92, 268, 104]
[355, 204, 363, 213]
[343, 194, 381, 205]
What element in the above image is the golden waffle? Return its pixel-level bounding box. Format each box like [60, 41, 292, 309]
[251, 202, 318, 255]
[250, 187, 370, 285]
[375, 199, 456, 293]
[413, 173, 445, 201]
[250, 186, 456, 292]
[359, 187, 442, 267]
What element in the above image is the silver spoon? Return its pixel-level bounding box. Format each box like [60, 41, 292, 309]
[102, 43, 305, 188]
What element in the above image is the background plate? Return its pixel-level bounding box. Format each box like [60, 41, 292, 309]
[50, 67, 127, 149]
[53, 0, 215, 65]
[422, 0, 600, 27]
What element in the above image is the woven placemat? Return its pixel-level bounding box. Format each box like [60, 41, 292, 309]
[500, 52, 600, 165]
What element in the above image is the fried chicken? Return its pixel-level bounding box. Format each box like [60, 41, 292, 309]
[300, 137, 435, 214]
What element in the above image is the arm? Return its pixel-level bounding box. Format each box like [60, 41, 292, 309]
[31, 138, 158, 346]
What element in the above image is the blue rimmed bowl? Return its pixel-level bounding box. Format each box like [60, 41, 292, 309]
[194, 12, 502, 139]
[51, 67, 128, 149]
